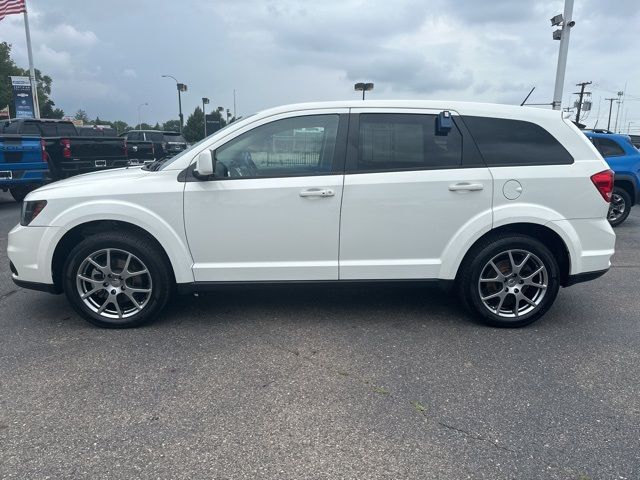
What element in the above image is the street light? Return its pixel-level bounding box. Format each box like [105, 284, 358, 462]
[354, 82, 374, 100]
[137, 102, 148, 130]
[202, 97, 210, 136]
[161, 74, 187, 134]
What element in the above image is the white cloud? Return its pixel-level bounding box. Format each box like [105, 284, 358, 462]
[122, 68, 138, 79]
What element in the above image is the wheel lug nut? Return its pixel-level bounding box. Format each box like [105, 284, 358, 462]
[121, 286, 126, 290]
[111, 289, 116, 294]
[103, 282, 108, 287]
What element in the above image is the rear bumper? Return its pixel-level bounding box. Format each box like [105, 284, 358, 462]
[548, 218, 615, 275]
[565, 268, 609, 287]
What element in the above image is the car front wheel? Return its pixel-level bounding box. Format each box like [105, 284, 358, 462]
[458, 234, 560, 328]
[62, 232, 172, 328]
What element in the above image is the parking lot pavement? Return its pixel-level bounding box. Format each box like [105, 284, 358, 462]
[0, 190, 638, 480]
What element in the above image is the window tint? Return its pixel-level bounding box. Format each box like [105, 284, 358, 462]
[463, 116, 573, 166]
[356, 114, 462, 171]
[146, 131, 164, 142]
[163, 133, 185, 143]
[57, 123, 77, 136]
[40, 122, 77, 136]
[21, 122, 40, 135]
[126, 131, 140, 141]
[214, 115, 339, 178]
[3, 121, 19, 134]
[595, 138, 625, 157]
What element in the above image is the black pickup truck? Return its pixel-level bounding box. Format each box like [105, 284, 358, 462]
[0, 118, 129, 180]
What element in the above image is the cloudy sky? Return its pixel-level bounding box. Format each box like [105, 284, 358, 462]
[1, 0, 639, 132]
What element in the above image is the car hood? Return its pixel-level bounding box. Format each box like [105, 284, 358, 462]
[27, 167, 151, 199]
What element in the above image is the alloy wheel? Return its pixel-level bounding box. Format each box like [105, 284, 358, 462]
[76, 248, 152, 320]
[608, 193, 626, 222]
[477, 249, 548, 319]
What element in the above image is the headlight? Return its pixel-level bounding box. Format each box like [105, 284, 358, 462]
[21, 200, 47, 226]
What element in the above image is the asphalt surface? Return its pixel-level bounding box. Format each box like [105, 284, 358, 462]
[0, 190, 638, 479]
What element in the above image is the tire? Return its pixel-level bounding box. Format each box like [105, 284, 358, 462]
[608, 187, 632, 227]
[9, 185, 36, 202]
[62, 231, 172, 328]
[457, 234, 560, 328]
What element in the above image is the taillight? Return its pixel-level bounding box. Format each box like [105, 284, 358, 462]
[122, 139, 128, 158]
[60, 138, 71, 158]
[151, 143, 155, 156]
[590, 169, 614, 203]
[40, 139, 48, 162]
[161, 141, 167, 152]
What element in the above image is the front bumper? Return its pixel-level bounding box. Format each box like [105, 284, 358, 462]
[7, 223, 61, 287]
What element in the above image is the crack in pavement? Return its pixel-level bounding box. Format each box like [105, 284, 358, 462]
[0, 289, 17, 304]
[265, 339, 519, 456]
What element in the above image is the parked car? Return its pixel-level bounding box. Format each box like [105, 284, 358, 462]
[121, 130, 187, 159]
[583, 131, 640, 226]
[0, 118, 129, 200]
[8, 101, 615, 329]
[0, 134, 49, 201]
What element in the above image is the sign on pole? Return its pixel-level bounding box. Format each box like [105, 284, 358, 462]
[10, 76, 35, 118]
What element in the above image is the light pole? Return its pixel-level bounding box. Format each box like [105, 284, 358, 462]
[550, 1, 575, 110]
[202, 97, 210, 137]
[137, 102, 148, 130]
[354, 82, 374, 100]
[161, 74, 187, 134]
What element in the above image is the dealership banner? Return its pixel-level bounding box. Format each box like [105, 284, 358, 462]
[10, 76, 35, 118]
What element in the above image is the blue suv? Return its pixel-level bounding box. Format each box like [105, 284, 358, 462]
[584, 130, 640, 226]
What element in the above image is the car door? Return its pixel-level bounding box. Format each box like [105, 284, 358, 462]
[183, 109, 348, 282]
[339, 109, 493, 280]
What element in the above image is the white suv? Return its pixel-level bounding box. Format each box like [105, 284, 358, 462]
[8, 101, 616, 328]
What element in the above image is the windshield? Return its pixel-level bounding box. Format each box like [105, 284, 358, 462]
[158, 115, 255, 170]
[163, 132, 185, 143]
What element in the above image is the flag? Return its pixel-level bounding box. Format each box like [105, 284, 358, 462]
[0, 0, 25, 22]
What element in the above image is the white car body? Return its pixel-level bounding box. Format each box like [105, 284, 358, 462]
[8, 100, 615, 313]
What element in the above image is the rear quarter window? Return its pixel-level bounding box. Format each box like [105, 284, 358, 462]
[463, 116, 573, 166]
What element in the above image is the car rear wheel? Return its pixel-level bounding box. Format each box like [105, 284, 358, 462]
[457, 234, 560, 328]
[608, 187, 631, 227]
[62, 232, 172, 328]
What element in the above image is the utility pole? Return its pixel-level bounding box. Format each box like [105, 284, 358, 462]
[614, 90, 623, 132]
[551, 0, 575, 110]
[23, 1, 40, 118]
[202, 97, 210, 137]
[573, 81, 592, 124]
[605, 97, 616, 130]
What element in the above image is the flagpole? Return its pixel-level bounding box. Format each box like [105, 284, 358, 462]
[22, 0, 40, 118]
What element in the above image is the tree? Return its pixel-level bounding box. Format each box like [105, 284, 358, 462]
[111, 120, 130, 134]
[182, 106, 204, 143]
[162, 119, 181, 132]
[0, 42, 64, 118]
[74, 109, 89, 123]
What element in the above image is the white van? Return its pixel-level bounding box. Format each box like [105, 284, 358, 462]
[8, 101, 615, 328]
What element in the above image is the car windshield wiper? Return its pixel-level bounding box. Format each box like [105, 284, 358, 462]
[142, 159, 165, 171]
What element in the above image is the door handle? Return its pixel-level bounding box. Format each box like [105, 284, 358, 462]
[299, 188, 335, 198]
[448, 182, 484, 192]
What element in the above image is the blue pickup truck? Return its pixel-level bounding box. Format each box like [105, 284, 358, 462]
[584, 130, 640, 226]
[0, 134, 49, 201]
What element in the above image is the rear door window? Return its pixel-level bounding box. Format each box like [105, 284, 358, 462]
[355, 113, 463, 172]
[463, 116, 573, 166]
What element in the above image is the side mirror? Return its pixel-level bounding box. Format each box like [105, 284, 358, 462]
[194, 150, 215, 177]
